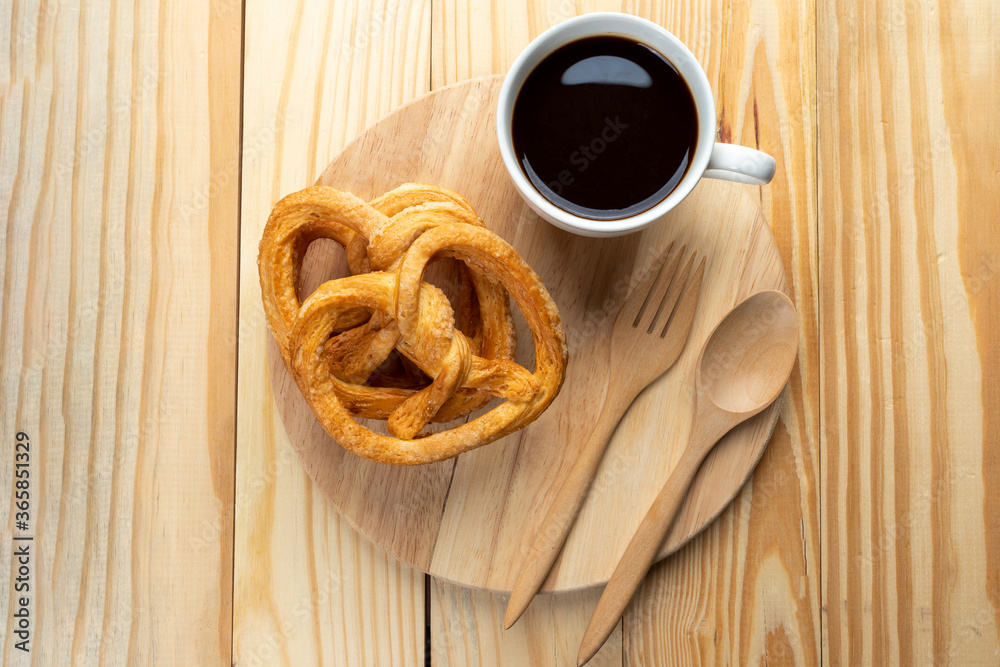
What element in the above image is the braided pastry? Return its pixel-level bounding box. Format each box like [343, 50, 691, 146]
[259, 184, 568, 465]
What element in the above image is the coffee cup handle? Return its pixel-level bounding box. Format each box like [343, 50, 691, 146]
[703, 143, 776, 186]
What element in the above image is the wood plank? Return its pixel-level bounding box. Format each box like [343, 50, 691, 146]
[819, 0, 1000, 663]
[618, 0, 822, 664]
[232, 1, 430, 665]
[429, 2, 623, 664]
[0, 0, 240, 663]
[428, 0, 819, 664]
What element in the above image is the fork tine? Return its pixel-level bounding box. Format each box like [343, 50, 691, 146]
[631, 244, 685, 328]
[660, 256, 705, 338]
[624, 241, 674, 327]
[646, 251, 695, 334]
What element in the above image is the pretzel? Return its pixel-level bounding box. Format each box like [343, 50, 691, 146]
[259, 184, 568, 465]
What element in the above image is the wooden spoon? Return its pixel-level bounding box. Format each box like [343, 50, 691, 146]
[577, 290, 798, 666]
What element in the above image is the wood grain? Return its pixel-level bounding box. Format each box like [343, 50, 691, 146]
[232, 1, 430, 665]
[432, 579, 623, 666]
[819, 0, 1000, 663]
[0, 0, 240, 664]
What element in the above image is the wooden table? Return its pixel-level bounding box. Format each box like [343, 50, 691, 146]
[2, 0, 998, 664]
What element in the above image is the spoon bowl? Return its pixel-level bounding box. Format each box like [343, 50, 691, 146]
[698, 290, 798, 415]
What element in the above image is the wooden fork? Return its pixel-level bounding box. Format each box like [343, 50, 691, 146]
[504, 242, 706, 628]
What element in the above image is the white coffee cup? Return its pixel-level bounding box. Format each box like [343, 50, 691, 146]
[496, 13, 776, 238]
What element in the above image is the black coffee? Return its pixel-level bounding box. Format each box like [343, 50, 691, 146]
[512, 36, 698, 221]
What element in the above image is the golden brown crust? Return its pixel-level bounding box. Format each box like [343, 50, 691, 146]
[259, 184, 567, 465]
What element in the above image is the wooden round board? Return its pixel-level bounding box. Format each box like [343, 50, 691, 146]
[267, 76, 788, 593]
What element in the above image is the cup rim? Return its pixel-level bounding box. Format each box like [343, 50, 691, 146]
[497, 13, 717, 235]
